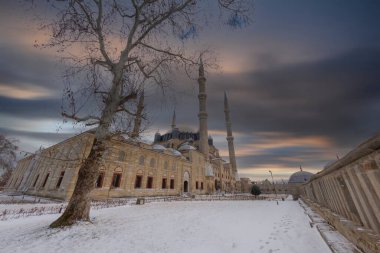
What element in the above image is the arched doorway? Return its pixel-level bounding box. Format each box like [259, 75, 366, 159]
[215, 179, 219, 190]
[183, 171, 190, 193]
[184, 181, 189, 192]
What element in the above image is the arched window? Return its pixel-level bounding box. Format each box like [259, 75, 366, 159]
[150, 158, 156, 168]
[139, 155, 145, 165]
[111, 173, 122, 188]
[95, 172, 105, 188]
[134, 170, 143, 189]
[146, 176, 154, 188]
[162, 178, 167, 189]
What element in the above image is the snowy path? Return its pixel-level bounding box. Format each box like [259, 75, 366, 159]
[0, 200, 331, 253]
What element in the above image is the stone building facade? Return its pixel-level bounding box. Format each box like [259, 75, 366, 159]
[240, 177, 252, 193]
[6, 62, 240, 200]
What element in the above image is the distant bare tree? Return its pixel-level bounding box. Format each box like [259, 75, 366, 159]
[0, 135, 18, 188]
[32, 0, 252, 227]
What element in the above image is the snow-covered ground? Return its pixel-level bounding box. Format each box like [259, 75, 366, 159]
[0, 200, 332, 253]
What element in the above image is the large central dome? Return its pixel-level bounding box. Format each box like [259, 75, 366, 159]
[288, 171, 314, 184]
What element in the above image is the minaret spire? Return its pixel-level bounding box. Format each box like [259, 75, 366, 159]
[171, 110, 176, 130]
[198, 56, 209, 157]
[224, 91, 237, 175]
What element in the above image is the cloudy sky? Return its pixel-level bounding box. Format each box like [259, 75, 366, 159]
[0, 1, 379, 181]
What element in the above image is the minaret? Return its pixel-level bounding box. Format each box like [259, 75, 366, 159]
[224, 91, 237, 173]
[171, 110, 176, 130]
[198, 58, 209, 157]
[171, 110, 179, 139]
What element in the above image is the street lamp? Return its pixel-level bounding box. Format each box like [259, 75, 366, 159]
[269, 170, 277, 198]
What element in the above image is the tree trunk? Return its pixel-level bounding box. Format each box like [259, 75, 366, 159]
[130, 92, 144, 138]
[50, 67, 123, 228]
[50, 138, 105, 228]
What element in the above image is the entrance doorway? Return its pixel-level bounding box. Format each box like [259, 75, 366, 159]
[183, 171, 190, 193]
[184, 181, 189, 192]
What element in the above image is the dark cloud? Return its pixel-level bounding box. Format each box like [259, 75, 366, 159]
[207, 48, 380, 147]
[0, 96, 61, 119]
[0, 46, 63, 92]
[237, 147, 331, 170]
[141, 48, 380, 177]
[146, 48, 380, 147]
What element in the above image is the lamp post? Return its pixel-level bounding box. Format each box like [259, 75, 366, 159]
[269, 170, 277, 198]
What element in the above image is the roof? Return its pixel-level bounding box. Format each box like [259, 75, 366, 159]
[178, 143, 196, 151]
[288, 171, 314, 184]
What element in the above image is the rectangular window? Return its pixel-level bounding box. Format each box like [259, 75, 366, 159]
[42, 173, 50, 188]
[33, 174, 40, 187]
[135, 175, 143, 188]
[95, 172, 105, 188]
[56, 171, 65, 188]
[196, 181, 199, 189]
[162, 178, 167, 189]
[201, 182, 204, 190]
[147, 176, 153, 189]
[111, 173, 122, 188]
[170, 179, 175, 189]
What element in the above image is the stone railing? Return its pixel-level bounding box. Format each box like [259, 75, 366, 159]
[300, 133, 380, 253]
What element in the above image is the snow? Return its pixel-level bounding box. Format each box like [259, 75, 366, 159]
[0, 200, 332, 253]
[299, 199, 360, 253]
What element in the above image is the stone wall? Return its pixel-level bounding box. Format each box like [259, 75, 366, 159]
[300, 133, 380, 253]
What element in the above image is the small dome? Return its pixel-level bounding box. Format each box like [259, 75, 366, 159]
[167, 148, 182, 156]
[178, 144, 196, 151]
[152, 144, 166, 151]
[288, 171, 314, 184]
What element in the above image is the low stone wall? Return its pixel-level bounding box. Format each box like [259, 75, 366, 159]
[300, 133, 380, 253]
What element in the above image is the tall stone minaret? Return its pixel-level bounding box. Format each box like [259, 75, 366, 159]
[171, 110, 176, 130]
[198, 58, 209, 157]
[224, 91, 237, 174]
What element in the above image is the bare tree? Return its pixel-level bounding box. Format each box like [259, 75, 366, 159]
[32, 0, 252, 227]
[0, 135, 18, 188]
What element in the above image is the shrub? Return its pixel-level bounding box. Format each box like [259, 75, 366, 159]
[251, 184, 261, 196]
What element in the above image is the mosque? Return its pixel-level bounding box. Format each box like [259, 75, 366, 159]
[6, 63, 240, 200]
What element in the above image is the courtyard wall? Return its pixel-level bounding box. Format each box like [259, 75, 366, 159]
[300, 133, 380, 253]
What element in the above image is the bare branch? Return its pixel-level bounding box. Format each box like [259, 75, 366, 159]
[118, 92, 138, 106]
[131, 0, 194, 49]
[62, 112, 101, 123]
